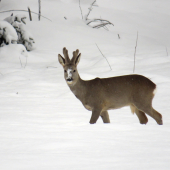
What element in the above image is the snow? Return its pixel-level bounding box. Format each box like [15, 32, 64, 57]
[0, 0, 170, 170]
[4, 15, 16, 24]
[0, 20, 18, 43]
[4, 14, 27, 25]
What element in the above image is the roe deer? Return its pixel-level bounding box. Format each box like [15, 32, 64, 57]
[58, 47, 163, 125]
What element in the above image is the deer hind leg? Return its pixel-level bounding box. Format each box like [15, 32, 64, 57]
[143, 107, 163, 125]
[152, 108, 163, 125]
[100, 111, 110, 123]
[134, 103, 163, 125]
[130, 105, 148, 124]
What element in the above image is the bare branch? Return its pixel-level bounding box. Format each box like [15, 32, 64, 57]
[24, 57, 28, 68]
[47, 66, 57, 69]
[0, 9, 52, 22]
[19, 56, 23, 68]
[84, 1, 114, 30]
[87, 19, 114, 26]
[133, 31, 138, 73]
[95, 43, 112, 70]
[38, 0, 41, 21]
[100, 16, 109, 31]
[28, 7, 32, 21]
[79, 0, 83, 20]
[93, 22, 113, 29]
[85, 0, 96, 20]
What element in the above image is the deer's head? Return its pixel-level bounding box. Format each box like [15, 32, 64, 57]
[58, 47, 81, 86]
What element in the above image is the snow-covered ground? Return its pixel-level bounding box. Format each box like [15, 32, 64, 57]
[0, 0, 170, 169]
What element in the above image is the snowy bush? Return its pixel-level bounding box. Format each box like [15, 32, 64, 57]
[13, 22, 35, 51]
[0, 20, 18, 45]
[4, 14, 26, 25]
[0, 14, 35, 51]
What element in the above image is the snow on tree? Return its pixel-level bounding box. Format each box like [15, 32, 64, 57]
[17, 24, 35, 51]
[4, 14, 26, 25]
[4, 15, 15, 25]
[0, 20, 18, 45]
[2, 14, 35, 51]
[14, 14, 27, 24]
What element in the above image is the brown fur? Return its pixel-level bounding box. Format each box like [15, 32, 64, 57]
[58, 47, 163, 125]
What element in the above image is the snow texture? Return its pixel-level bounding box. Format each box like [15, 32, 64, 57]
[4, 14, 26, 25]
[0, 0, 170, 170]
[0, 20, 18, 44]
[3, 14, 35, 50]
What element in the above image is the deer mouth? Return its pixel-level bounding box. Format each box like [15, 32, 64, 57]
[66, 78, 73, 83]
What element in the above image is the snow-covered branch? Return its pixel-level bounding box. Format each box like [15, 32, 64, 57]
[0, 21, 18, 45]
[0, 14, 35, 51]
[0, 9, 52, 22]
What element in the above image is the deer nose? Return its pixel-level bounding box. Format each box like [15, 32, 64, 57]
[67, 78, 73, 82]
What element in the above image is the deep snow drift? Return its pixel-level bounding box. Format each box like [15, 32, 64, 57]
[0, 0, 170, 170]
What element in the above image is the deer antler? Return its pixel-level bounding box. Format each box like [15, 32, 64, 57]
[63, 47, 70, 63]
[71, 49, 79, 64]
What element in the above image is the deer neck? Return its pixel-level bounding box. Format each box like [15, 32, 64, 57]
[68, 74, 86, 98]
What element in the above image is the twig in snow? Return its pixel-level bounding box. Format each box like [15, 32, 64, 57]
[133, 31, 138, 73]
[47, 66, 57, 69]
[24, 57, 28, 68]
[84, 1, 114, 30]
[95, 43, 112, 70]
[79, 0, 83, 20]
[85, 0, 96, 20]
[38, 0, 41, 21]
[19, 56, 23, 68]
[28, 7, 32, 21]
[87, 19, 114, 29]
[93, 22, 113, 29]
[19, 56, 28, 68]
[100, 16, 109, 31]
[87, 19, 112, 25]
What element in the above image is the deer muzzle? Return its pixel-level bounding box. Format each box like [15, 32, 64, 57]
[66, 69, 73, 83]
[67, 78, 73, 82]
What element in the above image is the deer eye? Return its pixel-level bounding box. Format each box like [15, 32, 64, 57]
[64, 70, 67, 73]
[73, 70, 76, 72]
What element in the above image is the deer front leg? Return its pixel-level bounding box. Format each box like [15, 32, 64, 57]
[100, 111, 110, 123]
[90, 108, 102, 124]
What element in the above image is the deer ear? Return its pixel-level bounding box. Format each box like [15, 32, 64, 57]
[58, 54, 65, 66]
[75, 53, 81, 66]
